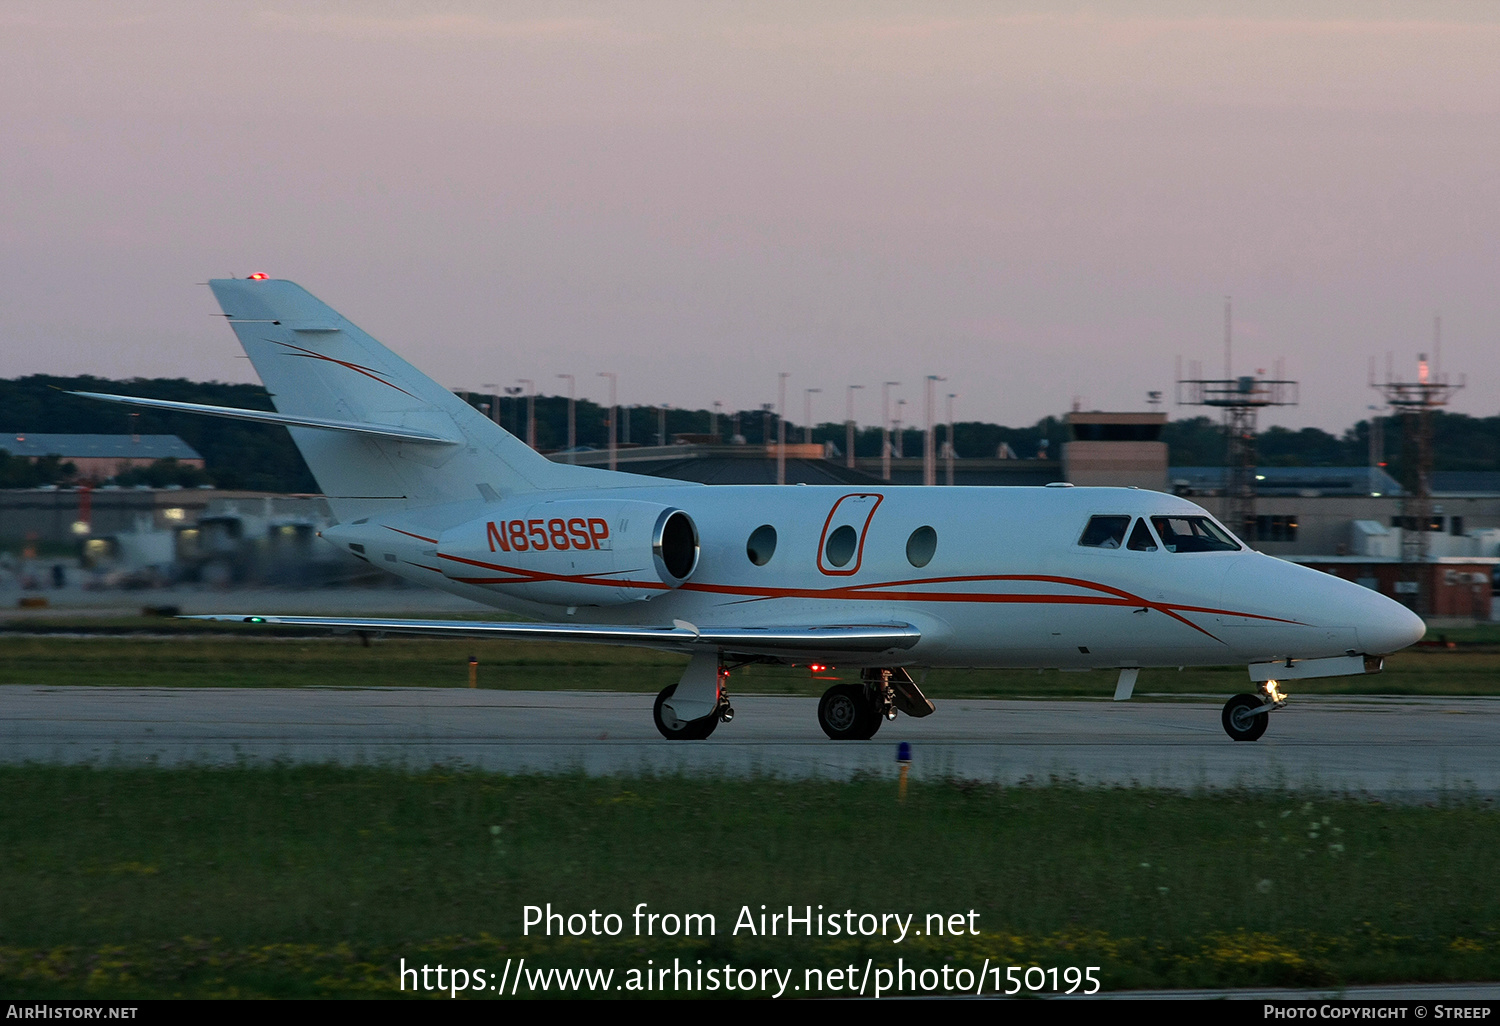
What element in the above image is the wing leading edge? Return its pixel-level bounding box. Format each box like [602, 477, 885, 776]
[184, 615, 921, 658]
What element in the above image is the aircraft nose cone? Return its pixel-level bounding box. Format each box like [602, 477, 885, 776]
[1357, 593, 1426, 654]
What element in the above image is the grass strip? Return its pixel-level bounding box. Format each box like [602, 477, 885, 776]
[0, 766, 1496, 997]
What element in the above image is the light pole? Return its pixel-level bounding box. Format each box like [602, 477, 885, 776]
[504, 386, 523, 437]
[924, 375, 945, 486]
[803, 388, 821, 445]
[517, 379, 535, 449]
[946, 392, 957, 486]
[845, 384, 863, 470]
[658, 404, 668, 447]
[711, 400, 722, 441]
[881, 381, 899, 482]
[895, 398, 907, 459]
[777, 372, 789, 485]
[482, 383, 500, 426]
[597, 371, 616, 471]
[557, 374, 575, 462]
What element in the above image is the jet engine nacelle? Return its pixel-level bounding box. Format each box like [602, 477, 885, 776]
[437, 499, 700, 607]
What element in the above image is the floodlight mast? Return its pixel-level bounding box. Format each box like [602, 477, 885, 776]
[1175, 299, 1298, 543]
[556, 374, 575, 462]
[517, 379, 536, 449]
[596, 371, 616, 472]
[777, 372, 789, 485]
[945, 392, 957, 486]
[1371, 324, 1465, 615]
[845, 385, 863, 470]
[924, 375, 945, 486]
[881, 382, 900, 482]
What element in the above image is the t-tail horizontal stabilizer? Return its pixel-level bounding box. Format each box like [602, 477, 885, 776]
[91, 276, 627, 520]
[68, 391, 460, 445]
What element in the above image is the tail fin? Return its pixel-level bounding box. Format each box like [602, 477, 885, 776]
[208, 278, 604, 520]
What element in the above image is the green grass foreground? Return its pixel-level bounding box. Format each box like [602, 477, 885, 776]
[0, 766, 1497, 998]
[1, 632, 1498, 697]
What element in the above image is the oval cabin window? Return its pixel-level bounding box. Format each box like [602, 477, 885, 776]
[746, 524, 777, 566]
[824, 524, 858, 568]
[906, 526, 937, 567]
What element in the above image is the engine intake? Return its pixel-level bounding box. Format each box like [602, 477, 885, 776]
[653, 508, 699, 582]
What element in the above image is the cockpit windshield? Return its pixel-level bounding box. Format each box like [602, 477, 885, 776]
[1077, 515, 1129, 549]
[1150, 516, 1241, 553]
[1127, 518, 1158, 551]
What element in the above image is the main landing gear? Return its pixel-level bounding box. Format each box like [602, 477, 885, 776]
[1221, 680, 1288, 742]
[817, 684, 882, 741]
[817, 668, 934, 741]
[652, 658, 934, 742]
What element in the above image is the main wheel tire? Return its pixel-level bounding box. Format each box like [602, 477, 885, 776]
[1222, 693, 1269, 742]
[818, 683, 881, 741]
[653, 684, 719, 741]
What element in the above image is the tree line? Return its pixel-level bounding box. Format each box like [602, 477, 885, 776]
[1, 375, 1496, 492]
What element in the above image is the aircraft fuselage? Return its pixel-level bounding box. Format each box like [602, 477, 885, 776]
[328, 482, 1423, 672]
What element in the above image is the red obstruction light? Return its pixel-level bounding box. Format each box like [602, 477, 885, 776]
[248, 272, 269, 280]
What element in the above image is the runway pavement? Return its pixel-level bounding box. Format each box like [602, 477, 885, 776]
[4, 685, 1499, 796]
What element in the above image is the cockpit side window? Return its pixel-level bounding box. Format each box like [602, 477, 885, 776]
[1078, 515, 1130, 549]
[1150, 515, 1241, 553]
[1127, 518, 1158, 551]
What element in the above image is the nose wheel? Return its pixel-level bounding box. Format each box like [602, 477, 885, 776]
[1221, 680, 1285, 742]
[1221, 694, 1268, 741]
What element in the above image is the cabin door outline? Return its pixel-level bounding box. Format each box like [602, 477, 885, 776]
[816, 493, 884, 577]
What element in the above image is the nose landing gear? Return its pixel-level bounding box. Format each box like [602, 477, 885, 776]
[1221, 680, 1287, 742]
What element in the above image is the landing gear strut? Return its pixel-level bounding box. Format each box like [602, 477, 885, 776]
[1221, 680, 1287, 742]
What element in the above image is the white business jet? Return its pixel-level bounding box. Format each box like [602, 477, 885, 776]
[76, 277, 1426, 742]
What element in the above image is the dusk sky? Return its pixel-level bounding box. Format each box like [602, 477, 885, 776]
[2, 1, 1497, 434]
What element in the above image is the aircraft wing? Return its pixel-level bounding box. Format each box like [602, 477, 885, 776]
[184, 615, 921, 658]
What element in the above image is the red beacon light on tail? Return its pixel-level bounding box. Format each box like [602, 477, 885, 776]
[248, 272, 269, 280]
